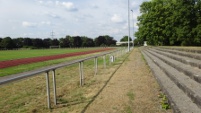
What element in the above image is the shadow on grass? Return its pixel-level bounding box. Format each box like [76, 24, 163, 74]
[50, 51, 130, 112]
[80, 52, 130, 113]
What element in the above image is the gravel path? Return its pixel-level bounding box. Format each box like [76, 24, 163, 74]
[84, 48, 170, 113]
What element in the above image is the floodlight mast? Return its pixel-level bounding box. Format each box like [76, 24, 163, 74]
[128, 0, 130, 52]
[131, 9, 134, 48]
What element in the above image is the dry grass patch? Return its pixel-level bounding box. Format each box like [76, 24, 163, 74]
[0, 53, 127, 113]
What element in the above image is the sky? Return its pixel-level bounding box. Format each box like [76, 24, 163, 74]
[0, 0, 147, 41]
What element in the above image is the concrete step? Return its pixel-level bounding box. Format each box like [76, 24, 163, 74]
[160, 47, 201, 54]
[147, 49, 201, 84]
[150, 48, 201, 69]
[144, 49, 201, 109]
[140, 48, 201, 113]
[155, 47, 201, 60]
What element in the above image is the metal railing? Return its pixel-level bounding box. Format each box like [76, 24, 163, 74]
[0, 47, 128, 109]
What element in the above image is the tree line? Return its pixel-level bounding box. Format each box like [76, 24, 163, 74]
[0, 35, 117, 49]
[135, 0, 201, 46]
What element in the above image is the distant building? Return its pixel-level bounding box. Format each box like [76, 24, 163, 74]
[116, 41, 133, 46]
[144, 41, 147, 46]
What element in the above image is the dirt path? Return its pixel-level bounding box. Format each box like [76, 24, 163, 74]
[84, 48, 172, 113]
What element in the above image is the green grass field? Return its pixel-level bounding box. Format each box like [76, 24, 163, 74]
[0, 48, 114, 77]
[0, 48, 99, 61]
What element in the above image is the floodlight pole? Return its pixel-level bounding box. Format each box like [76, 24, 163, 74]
[131, 9, 134, 48]
[128, 0, 130, 52]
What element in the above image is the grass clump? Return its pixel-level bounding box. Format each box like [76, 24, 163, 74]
[158, 93, 171, 110]
[127, 90, 135, 101]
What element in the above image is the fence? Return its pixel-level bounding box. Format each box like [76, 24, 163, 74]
[0, 47, 128, 109]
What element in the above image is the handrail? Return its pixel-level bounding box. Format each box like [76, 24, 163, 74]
[0, 47, 128, 109]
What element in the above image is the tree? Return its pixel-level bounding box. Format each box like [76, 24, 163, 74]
[32, 38, 43, 48]
[51, 39, 59, 46]
[71, 36, 82, 47]
[119, 36, 132, 46]
[0, 38, 2, 48]
[94, 35, 116, 46]
[193, 0, 201, 46]
[23, 37, 33, 47]
[120, 36, 132, 42]
[94, 36, 106, 46]
[13, 38, 24, 48]
[65, 35, 73, 47]
[81, 36, 95, 47]
[59, 37, 70, 48]
[43, 38, 52, 48]
[136, 0, 201, 46]
[104, 35, 116, 46]
[0, 37, 15, 49]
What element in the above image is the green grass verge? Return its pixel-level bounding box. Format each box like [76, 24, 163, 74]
[0, 48, 115, 77]
[0, 53, 110, 77]
[0, 48, 99, 61]
[0, 56, 80, 77]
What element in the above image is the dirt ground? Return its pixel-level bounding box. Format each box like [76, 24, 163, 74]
[84, 48, 172, 113]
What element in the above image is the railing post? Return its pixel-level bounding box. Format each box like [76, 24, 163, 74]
[81, 62, 84, 85]
[109, 54, 111, 65]
[122, 49, 123, 56]
[94, 57, 98, 75]
[116, 51, 118, 58]
[52, 69, 57, 105]
[45, 71, 51, 109]
[103, 55, 106, 69]
[114, 53, 116, 61]
[79, 61, 84, 86]
[112, 53, 115, 62]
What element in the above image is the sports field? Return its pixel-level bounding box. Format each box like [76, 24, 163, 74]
[0, 48, 102, 61]
[0, 48, 114, 76]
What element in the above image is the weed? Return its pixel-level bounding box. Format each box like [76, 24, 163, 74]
[127, 90, 135, 101]
[58, 98, 69, 103]
[158, 93, 171, 110]
[141, 54, 146, 61]
[123, 105, 132, 113]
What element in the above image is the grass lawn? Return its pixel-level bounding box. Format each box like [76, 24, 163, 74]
[0, 48, 99, 61]
[0, 48, 115, 77]
[0, 51, 128, 113]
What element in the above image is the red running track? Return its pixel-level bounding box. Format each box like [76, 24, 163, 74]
[0, 48, 114, 69]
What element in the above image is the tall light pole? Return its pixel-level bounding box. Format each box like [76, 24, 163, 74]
[131, 9, 134, 48]
[128, 0, 130, 52]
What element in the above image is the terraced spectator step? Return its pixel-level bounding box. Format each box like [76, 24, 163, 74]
[140, 47, 201, 113]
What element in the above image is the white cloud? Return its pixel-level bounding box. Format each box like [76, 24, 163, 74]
[111, 14, 125, 24]
[91, 4, 99, 9]
[41, 21, 51, 25]
[37, 0, 78, 12]
[37, 0, 53, 6]
[62, 2, 78, 12]
[55, 1, 60, 6]
[22, 21, 51, 28]
[38, 0, 43, 4]
[45, 12, 61, 19]
[22, 21, 37, 27]
[0, 0, 146, 41]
